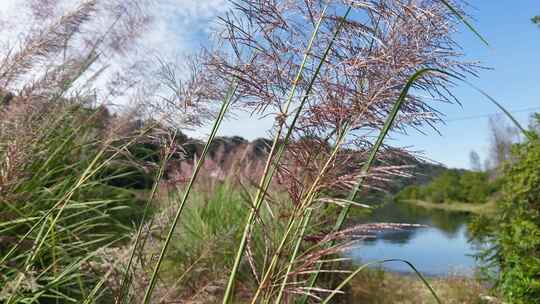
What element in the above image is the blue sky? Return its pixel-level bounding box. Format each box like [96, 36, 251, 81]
[391, 0, 540, 168]
[2, 1, 537, 169]
[194, 1, 540, 169]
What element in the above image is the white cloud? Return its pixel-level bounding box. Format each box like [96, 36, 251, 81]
[0, 0, 229, 56]
[163, 0, 228, 19]
[141, 0, 230, 57]
[0, 0, 17, 12]
[0, 1, 271, 138]
[140, 1, 277, 140]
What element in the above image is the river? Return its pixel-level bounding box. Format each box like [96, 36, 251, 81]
[348, 202, 488, 276]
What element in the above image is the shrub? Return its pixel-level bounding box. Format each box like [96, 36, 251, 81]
[489, 133, 540, 303]
[459, 171, 494, 204]
[395, 185, 421, 201]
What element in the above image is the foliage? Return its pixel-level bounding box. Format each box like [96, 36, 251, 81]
[485, 122, 540, 303]
[169, 183, 249, 272]
[0, 103, 149, 302]
[101, 134, 165, 190]
[164, 182, 285, 299]
[396, 169, 499, 204]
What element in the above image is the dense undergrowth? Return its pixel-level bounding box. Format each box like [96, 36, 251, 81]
[472, 117, 540, 304]
[0, 102, 152, 301]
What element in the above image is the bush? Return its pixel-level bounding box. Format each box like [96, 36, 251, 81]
[489, 133, 540, 303]
[160, 182, 285, 299]
[395, 185, 421, 201]
[101, 161, 155, 190]
[459, 171, 495, 203]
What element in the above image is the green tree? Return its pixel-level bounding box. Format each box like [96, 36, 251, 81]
[395, 168, 499, 204]
[395, 185, 422, 201]
[469, 150, 482, 172]
[426, 170, 462, 203]
[458, 171, 491, 203]
[485, 114, 540, 303]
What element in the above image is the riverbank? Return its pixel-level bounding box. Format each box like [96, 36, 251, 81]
[401, 199, 497, 215]
[348, 268, 500, 304]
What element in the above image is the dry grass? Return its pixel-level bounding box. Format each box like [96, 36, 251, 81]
[349, 269, 499, 304]
[403, 199, 497, 215]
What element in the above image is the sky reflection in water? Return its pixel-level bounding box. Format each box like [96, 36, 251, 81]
[348, 203, 487, 276]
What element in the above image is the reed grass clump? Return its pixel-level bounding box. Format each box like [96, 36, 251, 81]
[0, 1, 202, 302]
[0, 102, 153, 302]
[0, 0, 495, 303]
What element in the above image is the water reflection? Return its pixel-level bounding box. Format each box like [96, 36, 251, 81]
[349, 202, 483, 276]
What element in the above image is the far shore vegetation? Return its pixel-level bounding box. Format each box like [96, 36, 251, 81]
[400, 199, 497, 215]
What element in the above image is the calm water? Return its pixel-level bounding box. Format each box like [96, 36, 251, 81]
[348, 202, 487, 276]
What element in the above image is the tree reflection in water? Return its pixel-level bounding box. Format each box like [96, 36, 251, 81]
[350, 202, 482, 276]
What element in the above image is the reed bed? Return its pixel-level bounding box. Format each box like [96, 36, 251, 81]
[0, 0, 502, 303]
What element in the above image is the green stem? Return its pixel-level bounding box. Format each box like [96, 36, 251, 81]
[438, 0, 489, 46]
[274, 209, 312, 304]
[252, 123, 350, 303]
[320, 259, 441, 304]
[141, 79, 239, 304]
[120, 139, 175, 302]
[221, 5, 330, 303]
[300, 68, 445, 304]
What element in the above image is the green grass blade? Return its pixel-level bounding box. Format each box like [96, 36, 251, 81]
[464, 81, 530, 138]
[0, 127, 151, 266]
[320, 259, 441, 304]
[340, 69, 444, 222]
[119, 137, 176, 301]
[274, 208, 312, 304]
[439, 0, 489, 47]
[300, 68, 449, 303]
[141, 78, 239, 304]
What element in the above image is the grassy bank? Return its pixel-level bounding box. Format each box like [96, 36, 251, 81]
[401, 199, 497, 215]
[348, 268, 499, 304]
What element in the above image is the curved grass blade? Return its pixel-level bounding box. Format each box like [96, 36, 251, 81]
[464, 81, 530, 138]
[320, 259, 441, 304]
[300, 68, 450, 303]
[439, 0, 489, 47]
[337, 68, 446, 223]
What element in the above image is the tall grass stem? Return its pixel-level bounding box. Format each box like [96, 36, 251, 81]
[141, 79, 239, 304]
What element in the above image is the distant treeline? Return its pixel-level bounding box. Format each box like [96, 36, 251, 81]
[395, 169, 500, 204]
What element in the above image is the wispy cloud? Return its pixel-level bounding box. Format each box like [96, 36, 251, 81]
[142, 0, 230, 57]
[0, 0, 229, 57]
